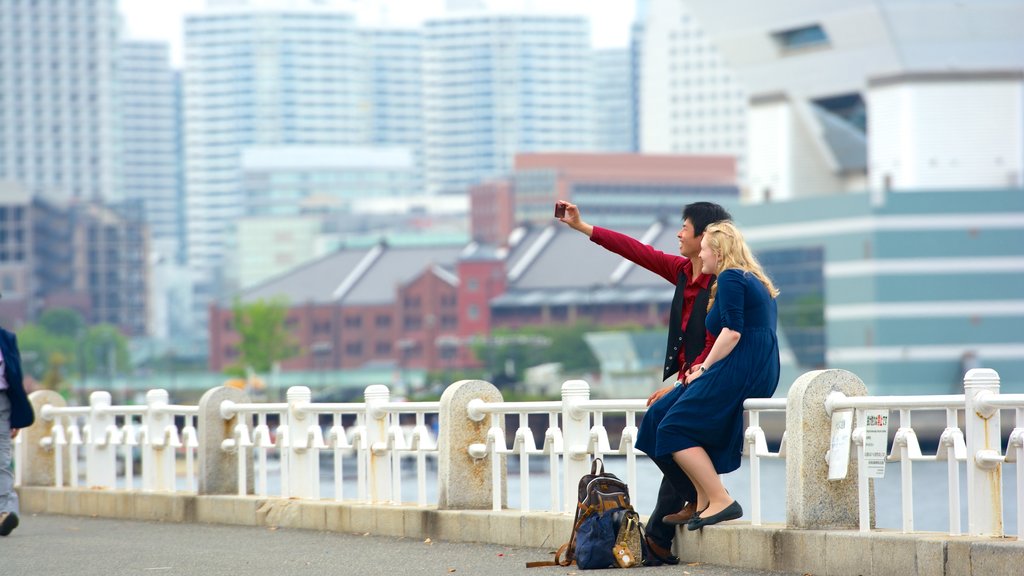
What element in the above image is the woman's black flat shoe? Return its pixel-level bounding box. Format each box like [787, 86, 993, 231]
[688, 500, 743, 530]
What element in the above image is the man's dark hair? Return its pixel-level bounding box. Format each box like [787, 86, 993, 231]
[682, 202, 732, 236]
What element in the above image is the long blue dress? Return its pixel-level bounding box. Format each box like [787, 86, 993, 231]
[636, 268, 780, 474]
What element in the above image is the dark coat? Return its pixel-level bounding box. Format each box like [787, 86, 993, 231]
[1, 327, 35, 429]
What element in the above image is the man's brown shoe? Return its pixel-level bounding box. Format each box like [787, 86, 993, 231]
[662, 502, 697, 525]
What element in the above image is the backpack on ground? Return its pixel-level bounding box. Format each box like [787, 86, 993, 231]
[526, 458, 647, 569]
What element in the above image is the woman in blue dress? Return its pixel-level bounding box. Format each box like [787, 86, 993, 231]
[636, 221, 780, 529]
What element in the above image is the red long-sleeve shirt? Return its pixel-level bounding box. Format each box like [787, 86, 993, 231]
[590, 226, 715, 377]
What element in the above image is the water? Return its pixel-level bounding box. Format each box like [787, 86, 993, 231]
[259, 455, 1018, 535]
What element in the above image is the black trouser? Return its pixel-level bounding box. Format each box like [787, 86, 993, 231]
[646, 454, 697, 548]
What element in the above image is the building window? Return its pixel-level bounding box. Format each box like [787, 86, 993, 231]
[375, 341, 391, 355]
[468, 305, 479, 320]
[345, 342, 363, 356]
[772, 24, 829, 52]
[344, 315, 361, 328]
[375, 315, 391, 328]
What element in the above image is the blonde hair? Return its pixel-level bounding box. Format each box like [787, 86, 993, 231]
[704, 221, 780, 311]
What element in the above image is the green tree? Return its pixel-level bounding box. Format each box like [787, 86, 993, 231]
[80, 324, 131, 377]
[226, 297, 299, 377]
[38, 308, 86, 338]
[471, 320, 612, 383]
[16, 320, 77, 381]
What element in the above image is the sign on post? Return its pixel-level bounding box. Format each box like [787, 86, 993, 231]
[828, 409, 853, 480]
[863, 410, 889, 478]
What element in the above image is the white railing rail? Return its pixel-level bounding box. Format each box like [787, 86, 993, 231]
[218, 385, 439, 505]
[742, 398, 788, 526]
[34, 389, 198, 492]
[825, 368, 1020, 537]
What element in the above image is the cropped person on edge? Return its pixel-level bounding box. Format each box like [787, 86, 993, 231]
[1, 292, 35, 537]
[556, 200, 732, 565]
[642, 220, 780, 531]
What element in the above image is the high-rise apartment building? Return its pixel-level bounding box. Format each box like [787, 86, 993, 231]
[422, 13, 595, 195]
[592, 48, 635, 153]
[360, 27, 424, 192]
[183, 0, 366, 319]
[118, 40, 183, 262]
[639, 0, 747, 184]
[0, 0, 120, 201]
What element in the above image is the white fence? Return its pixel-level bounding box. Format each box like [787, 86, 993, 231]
[14, 368, 1022, 539]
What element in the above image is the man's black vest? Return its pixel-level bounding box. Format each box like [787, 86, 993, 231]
[662, 270, 713, 382]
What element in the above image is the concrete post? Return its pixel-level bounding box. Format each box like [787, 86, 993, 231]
[285, 386, 318, 499]
[786, 369, 871, 529]
[85, 391, 116, 489]
[964, 368, 1003, 537]
[561, 380, 592, 516]
[141, 389, 176, 492]
[23, 391, 66, 487]
[364, 384, 391, 503]
[198, 386, 252, 495]
[437, 379, 505, 510]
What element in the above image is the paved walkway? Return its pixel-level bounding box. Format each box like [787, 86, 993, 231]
[3, 514, 797, 576]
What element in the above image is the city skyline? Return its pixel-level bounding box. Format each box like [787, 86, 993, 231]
[119, 0, 637, 67]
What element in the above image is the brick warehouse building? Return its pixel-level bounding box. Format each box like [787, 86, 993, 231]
[208, 221, 682, 374]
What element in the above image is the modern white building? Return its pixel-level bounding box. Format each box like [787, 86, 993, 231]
[639, 0, 748, 184]
[422, 12, 595, 195]
[183, 0, 366, 322]
[240, 145, 419, 217]
[118, 40, 183, 262]
[360, 27, 424, 192]
[681, 0, 1024, 201]
[592, 48, 636, 153]
[0, 0, 120, 201]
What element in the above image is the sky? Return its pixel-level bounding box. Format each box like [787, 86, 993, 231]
[118, 0, 638, 67]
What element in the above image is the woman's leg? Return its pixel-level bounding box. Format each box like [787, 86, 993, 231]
[672, 446, 732, 517]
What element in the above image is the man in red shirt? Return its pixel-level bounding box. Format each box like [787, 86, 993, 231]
[557, 201, 732, 565]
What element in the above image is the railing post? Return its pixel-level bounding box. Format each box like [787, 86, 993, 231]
[142, 389, 176, 492]
[285, 386, 318, 499]
[964, 368, 1004, 537]
[85, 391, 117, 489]
[23, 391, 66, 487]
[561, 380, 591, 516]
[363, 384, 392, 503]
[437, 380, 505, 510]
[788, 369, 870, 529]
[198, 386, 252, 495]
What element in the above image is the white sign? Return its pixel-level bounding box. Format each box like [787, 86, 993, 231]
[828, 410, 853, 480]
[863, 410, 890, 479]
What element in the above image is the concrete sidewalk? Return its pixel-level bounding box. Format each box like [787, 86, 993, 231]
[3, 514, 795, 576]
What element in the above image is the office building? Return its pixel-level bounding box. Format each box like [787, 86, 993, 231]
[0, 0, 120, 201]
[592, 48, 636, 153]
[183, 0, 366, 324]
[423, 12, 595, 195]
[360, 27, 424, 192]
[639, 0, 748, 185]
[118, 40, 184, 262]
[681, 0, 1024, 201]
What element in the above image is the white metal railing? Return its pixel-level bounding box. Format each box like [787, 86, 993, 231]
[34, 390, 198, 492]
[825, 368, 1020, 537]
[218, 385, 439, 505]
[466, 379, 787, 518]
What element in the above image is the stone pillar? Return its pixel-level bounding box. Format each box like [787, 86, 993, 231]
[198, 386, 253, 495]
[437, 380, 505, 510]
[786, 369, 871, 529]
[22, 391, 66, 487]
